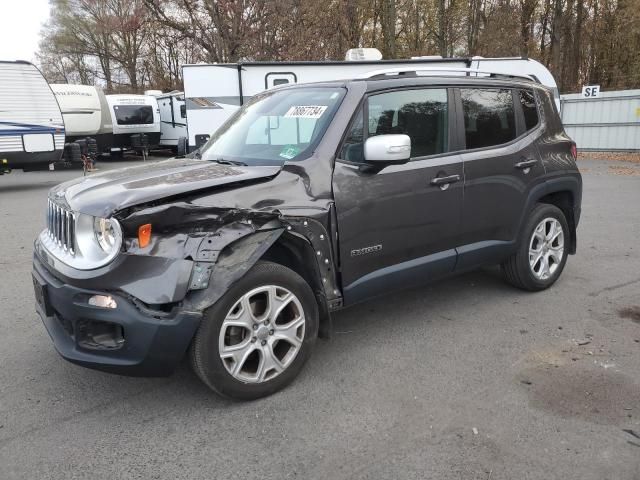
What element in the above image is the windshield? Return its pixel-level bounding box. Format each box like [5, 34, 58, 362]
[114, 105, 154, 125]
[199, 87, 346, 166]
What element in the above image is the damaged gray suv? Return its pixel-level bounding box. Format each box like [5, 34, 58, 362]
[33, 72, 582, 399]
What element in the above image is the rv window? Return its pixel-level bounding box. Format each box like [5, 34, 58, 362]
[273, 79, 289, 86]
[114, 105, 154, 125]
[460, 89, 516, 149]
[199, 87, 345, 166]
[180, 104, 186, 118]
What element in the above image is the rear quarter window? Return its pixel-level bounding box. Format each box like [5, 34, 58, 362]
[519, 89, 539, 131]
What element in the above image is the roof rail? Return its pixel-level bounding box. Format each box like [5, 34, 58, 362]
[359, 67, 536, 83]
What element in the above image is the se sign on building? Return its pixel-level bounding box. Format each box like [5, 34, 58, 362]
[581, 85, 601, 98]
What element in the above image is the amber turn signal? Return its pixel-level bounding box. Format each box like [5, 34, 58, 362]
[138, 223, 152, 248]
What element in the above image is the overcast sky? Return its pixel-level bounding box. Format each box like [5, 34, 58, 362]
[0, 0, 50, 63]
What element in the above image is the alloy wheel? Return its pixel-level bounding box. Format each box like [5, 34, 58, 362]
[529, 217, 565, 280]
[218, 285, 306, 383]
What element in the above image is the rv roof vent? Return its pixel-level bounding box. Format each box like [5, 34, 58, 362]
[345, 48, 383, 62]
[144, 90, 163, 96]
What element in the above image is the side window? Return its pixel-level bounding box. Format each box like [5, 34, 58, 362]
[460, 89, 516, 149]
[367, 89, 448, 158]
[339, 107, 365, 163]
[519, 89, 539, 131]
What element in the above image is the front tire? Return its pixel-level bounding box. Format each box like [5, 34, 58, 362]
[502, 203, 569, 291]
[190, 261, 319, 400]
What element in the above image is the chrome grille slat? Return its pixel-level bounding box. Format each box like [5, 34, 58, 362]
[56, 206, 61, 246]
[46, 199, 75, 256]
[54, 205, 58, 243]
[62, 209, 67, 251]
[48, 201, 53, 237]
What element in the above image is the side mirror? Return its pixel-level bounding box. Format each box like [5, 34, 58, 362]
[364, 134, 411, 165]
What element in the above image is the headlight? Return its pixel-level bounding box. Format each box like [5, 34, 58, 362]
[72, 214, 123, 269]
[40, 200, 124, 270]
[94, 217, 122, 254]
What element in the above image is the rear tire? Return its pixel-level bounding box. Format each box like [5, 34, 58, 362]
[502, 203, 569, 291]
[190, 261, 318, 400]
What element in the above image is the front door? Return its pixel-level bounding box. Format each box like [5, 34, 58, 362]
[333, 87, 464, 305]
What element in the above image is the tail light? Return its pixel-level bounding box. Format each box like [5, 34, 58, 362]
[570, 142, 577, 161]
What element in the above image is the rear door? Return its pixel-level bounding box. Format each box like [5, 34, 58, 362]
[455, 86, 544, 269]
[333, 87, 464, 304]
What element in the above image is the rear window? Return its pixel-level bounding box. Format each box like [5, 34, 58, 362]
[519, 89, 539, 131]
[114, 105, 154, 125]
[460, 88, 516, 149]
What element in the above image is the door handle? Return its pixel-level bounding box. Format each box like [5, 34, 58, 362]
[430, 174, 461, 190]
[515, 159, 538, 170]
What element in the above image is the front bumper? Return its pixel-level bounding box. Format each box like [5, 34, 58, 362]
[33, 254, 202, 376]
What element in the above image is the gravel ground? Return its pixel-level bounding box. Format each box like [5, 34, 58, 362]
[0, 154, 639, 480]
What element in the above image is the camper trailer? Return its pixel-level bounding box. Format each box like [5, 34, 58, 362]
[50, 84, 112, 153]
[182, 53, 560, 151]
[0, 61, 65, 172]
[105, 94, 160, 154]
[154, 91, 187, 151]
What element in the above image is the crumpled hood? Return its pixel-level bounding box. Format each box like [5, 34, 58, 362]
[50, 158, 282, 217]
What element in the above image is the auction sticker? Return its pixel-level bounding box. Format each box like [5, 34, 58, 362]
[279, 145, 301, 159]
[284, 105, 327, 118]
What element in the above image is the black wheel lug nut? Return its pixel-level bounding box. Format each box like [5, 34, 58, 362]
[269, 329, 274, 335]
[263, 320, 269, 326]
[261, 340, 267, 346]
[252, 324, 258, 330]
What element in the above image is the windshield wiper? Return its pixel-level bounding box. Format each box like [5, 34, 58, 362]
[210, 158, 248, 166]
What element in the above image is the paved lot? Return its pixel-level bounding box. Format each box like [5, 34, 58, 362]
[1, 155, 639, 479]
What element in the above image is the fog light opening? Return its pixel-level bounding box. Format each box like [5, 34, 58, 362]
[88, 295, 117, 309]
[77, 319, 125, 350]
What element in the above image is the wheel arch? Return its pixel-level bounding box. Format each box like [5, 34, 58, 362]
[522, 177, 581, 255]
[537, 190, 576, 254]
[185, 219, 338, 340]
[260, 233, 333, 339]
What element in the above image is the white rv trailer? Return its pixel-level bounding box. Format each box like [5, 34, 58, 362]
[182, 56, 559, 151]
[50, 84, 113, 153]
[105, 94, 160, 153]
[0, 61, 65, 172]
[153, 91, 187, 150]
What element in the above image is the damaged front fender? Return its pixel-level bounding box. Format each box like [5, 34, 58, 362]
[119, 204, 342, 316]
[186, 228, 284, 311]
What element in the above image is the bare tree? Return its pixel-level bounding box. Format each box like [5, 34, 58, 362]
[37, 0, 640, 93]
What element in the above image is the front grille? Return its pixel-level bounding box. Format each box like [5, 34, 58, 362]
[47, 199, 75, 255]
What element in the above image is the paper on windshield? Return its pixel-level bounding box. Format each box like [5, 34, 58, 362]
[283, 105, 328, 119]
